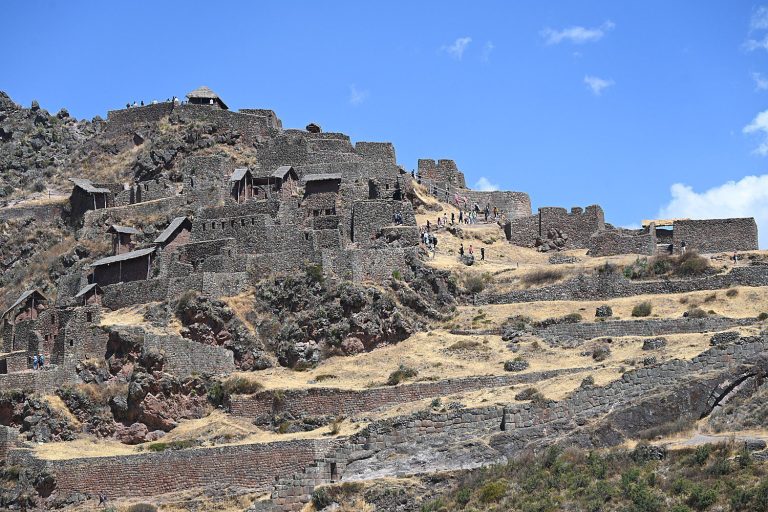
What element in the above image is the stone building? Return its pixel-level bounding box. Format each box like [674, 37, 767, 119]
[74, 284, 103, 306]
[186, 86, 228, 109]
[90, 247, 156, 286]
[68, 178, 116, 218]
[229, 168, 255, 203]
[251, 165, 299, 200]
[106, 225, 140, 255]
[303, 174, 341, 218]
[154, 217, 192, 251]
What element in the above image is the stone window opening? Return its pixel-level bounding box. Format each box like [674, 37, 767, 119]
[221, 221, 225, 229]
[313, 210, 320, 217]
[190, 177, 195, 188]
[144, 183, 149, 191]
[231, 220, 235, 228]
[86, 312, 93, 323]
[325, 209, 333, 216]
[251, 218, 255, 225]
[69, 340, 73, 347]
[201, 223, 206, 232]
[304, 233, 309, 241]
[241, 218, 245, 227]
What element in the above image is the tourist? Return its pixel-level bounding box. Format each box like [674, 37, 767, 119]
[451, 212, 455, 225]
[481, 247, 485, 260]
[733, 252, 738, 265]
[681, 241, 687, 254]
[459, 210, 463, 223]
[32, 354, 38, 370]
[140, 100, 144, 106]
[484, 205, 490, 222]
[443, 213, 448, 226]
[125, 103, 130, 109]
[426, 220, 431, 232]
[459, 244, 465, 256]
[493, 206, 498, 219]
[38, 353, 44, 369]
[469, 244, 474, 255]
[433, 235, 438, 250]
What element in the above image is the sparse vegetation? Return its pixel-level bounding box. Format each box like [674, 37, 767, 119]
[632, 301, 653, 317]
[387, 364, 418, 386]
[520, 268, 563, 287]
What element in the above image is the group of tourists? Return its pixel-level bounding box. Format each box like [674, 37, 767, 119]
[458, 243, 486, 261]
[392, 212, 404, 225]
[422, 230, 438, 258]
[125, 96, 180, 109]
[31, 352, 46, 370]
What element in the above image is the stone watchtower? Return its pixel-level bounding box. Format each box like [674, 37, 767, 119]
[186, 86, 228, 110]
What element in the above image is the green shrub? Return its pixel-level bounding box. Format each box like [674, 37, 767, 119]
[687, 307, 708, 319]
[685, 483, 717, 510]
[758, 312, 768, 321]
[676, 251, 710, 276]
[462, 274, 487, 295]
[311, 487, 332, 509]
[632, 301, 653, 317]
[305, 264, 324, 283]
[693, 444, 711, 466]
[221, 376, 263, 395]
[478, 479, 507, 503]
[563, 312, 583, 323]
[455, 487, 471, 506]
[391, 269, 402, 280]
[146, 440, 197, 452]
[387, 364, 418, 386]
[315, 374, 338, 382]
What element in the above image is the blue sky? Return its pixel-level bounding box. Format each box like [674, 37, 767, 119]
[3, 1, 768, 245]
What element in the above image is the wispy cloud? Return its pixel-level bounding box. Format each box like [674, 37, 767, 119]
[443, 36, 472, 60]
[751, 6, 768, 31]
[349, 84, 369, 106]
[481, 41, 495, 62]
[743, 109, 768, 154]
[474, 177, 499, 191]
[753, 72, 768, 91]
[658, 175, 768, 248]
[584, 75, 615, 95]
[744, 7, 768, 51]
[541, 21, 615, 45]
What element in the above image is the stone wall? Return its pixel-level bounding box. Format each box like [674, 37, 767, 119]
[229, 368, 586, 420]
[143, 333, 235, 377]
[459, 191, 532, 220]
[417, 159, 466, 188]
[506, 205, 605, 248]
[478, 266, 768, 304]
[535, 316, 756, 346]
[586, 227, 656, 257]
[673, 218, 759, 254]
[0, 202, 64, 222]
[105, 103, 175, 135]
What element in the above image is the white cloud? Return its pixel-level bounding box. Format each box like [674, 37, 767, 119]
[474, 177, 499, 191]
[584, 75, 615, 95]
[753, 72, 768, 91]
[658, 175, 768, 248]
[348, 84, 369, 106]
[744, 36, 768, 52]
[743, 109, 768, 155]
[751, 6, 768, 31]
[541, 21, 615, 45]
[443, 36, 472, 60]
[481, 41, 495, 62]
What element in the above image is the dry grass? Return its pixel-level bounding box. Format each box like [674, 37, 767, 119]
[43, 394, 81, 427]
[450, 286, 768, 330]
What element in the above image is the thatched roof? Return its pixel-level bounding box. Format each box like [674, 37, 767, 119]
[304, 173, 342, 183]
[74, 283, 102, 298]
[229, 168, 251, 182]
[3, 290, 47, 318]
[154, 217, 191, 244]
[90, 247, 155, 268]
[69, 178, 111, 194]
[186, 86, 228, 109]
[107, 225, 140, 235]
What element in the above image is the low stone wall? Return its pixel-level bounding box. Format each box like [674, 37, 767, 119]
[11, 439, 335, 499]
[102, 279, 169, 309]
[0, 364, 76, 394]
[478, 266, 768, 304]
[459, 191, 532, 220]
[673, 218, 759, 254]
[143, 333, 235, 377]
[229, 368, 586, 420]
[536, 317, 756, 346]
[587, 228, 656, 256]
[0, 203, 64, 222]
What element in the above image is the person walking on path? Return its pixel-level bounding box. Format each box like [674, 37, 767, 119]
[481, 247, 485, 261]
[32, 354, 38, 370]
[459, 244, 465, 257]
[468, 244, 474, 255]
[38, 353, 44, 369]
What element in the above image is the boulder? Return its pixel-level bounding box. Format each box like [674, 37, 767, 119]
[642, 337, 667, 351]
[504, 359, 529, 372]
[595, 305, 613, 318]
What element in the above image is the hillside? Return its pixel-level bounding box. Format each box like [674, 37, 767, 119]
[0, 89, 766, 512]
